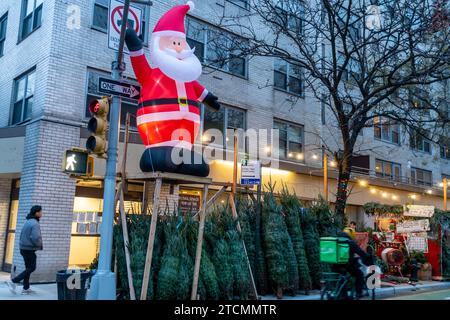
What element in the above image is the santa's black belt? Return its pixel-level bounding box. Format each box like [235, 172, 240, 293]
[138, 98, 200, 108]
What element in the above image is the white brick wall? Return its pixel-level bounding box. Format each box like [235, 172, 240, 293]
[145, 182, 180, 214]
[12, 120, 78, 282]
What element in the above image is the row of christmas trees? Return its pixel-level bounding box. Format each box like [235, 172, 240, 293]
[113, 184, 344, 299]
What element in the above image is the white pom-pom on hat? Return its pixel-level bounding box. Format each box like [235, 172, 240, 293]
[186, 1, 195, 11]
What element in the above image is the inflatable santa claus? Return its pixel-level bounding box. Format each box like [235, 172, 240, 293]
[125, 1, 220, 177]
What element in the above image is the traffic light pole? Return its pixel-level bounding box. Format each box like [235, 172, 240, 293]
[87, 0, 131, 300]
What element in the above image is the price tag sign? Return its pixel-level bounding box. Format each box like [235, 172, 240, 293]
[404, 205, 435, 217]
[240, 160, 261, 185]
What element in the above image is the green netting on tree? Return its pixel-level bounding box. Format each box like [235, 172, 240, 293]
[280, 186, 312, 292]
[211, 238, 234, 299]
[311, 196, 343, 237]
[155, 218, 189, 300]
[300, 207, 322, 289]
[113, 214, 161, 300]
[185, 216, 220, 300]
[261, 185, 298, 295]
[237, 197, 257, 281]
[226, 229, 251, 299]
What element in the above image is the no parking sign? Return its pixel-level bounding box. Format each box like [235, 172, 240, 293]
[108, 0, 142, 52]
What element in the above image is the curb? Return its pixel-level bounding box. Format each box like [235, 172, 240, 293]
[260, 282, 450, 300]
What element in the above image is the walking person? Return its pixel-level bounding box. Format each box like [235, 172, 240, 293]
[5, 205, 43, 295]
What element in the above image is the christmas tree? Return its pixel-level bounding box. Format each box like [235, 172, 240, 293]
[262, 185, 299, 297]
[279, 185, 312, 292]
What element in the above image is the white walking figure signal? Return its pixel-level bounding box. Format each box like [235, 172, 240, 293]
[66, 154, 77, 171]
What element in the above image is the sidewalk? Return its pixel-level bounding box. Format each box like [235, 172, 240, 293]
[260, 281, 450, 300]
[0, 272, 57, 300]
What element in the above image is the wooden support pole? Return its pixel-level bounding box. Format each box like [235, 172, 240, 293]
[193, 186, 227, 218]
[119, 188, 136, 300]
[140, 178, 162, 300]
[229, 192, 258, 299]
[323, 153, 328, 202]
[233, 134, 238, 195]
[191, 184, 209, 300]
[121, 113, 131, 194]
[142, 181, 151, 215]
[229, 132, 258, 299]
[444, 177, 448, 211]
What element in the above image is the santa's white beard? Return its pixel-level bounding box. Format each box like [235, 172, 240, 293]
[151, 36, 202, 82]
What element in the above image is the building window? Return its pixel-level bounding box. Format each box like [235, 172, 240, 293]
[11, 68, 35, 125]
[186, 18, 247, 77]
[410, 167, 432, 186]
[274, 119, 304, 162]
[86, 70, 139, 128]
[92, 0, 108, 31]
[338, 53, 361, 85]
[20, 0, 43, 41]
[440, 136, 450, 160]
[0, 13, 7, 57]
[227, 0, 249, 9]
[274, 3, 303, 34]
[375, 159, 401, 181]
[374, 116, 400, 144]
[410, 129, 431, 154]
[321, 95, 326, 125]
[274, 58, 303, 96]
[202, 105, 246, 151]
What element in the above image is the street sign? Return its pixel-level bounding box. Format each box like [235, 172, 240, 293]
[404, 205, 435, 217]
[240, 160, 261, 185]
[396, 219, 430, 233]
[98, 77, 141, 100]
[63, 148, 94, 176]
[108, 0, 142, 52]
[179, 194, 201, 215]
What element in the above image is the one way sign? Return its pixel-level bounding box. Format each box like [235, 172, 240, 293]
[98, 77, 141, 100]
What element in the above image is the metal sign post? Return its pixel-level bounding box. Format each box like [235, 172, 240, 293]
[87, 0, 133, 301]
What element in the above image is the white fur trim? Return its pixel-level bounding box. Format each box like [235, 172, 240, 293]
[152, 30, 186, 38]
[187, 1, 195, 11]
[199, 89, 208, 102]
[129, 49, 144, 57]
[146, 140, 193, 149]
[137, 112, 201, 125]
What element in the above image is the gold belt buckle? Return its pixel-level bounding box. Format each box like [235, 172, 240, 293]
[178, 97, 188, 107]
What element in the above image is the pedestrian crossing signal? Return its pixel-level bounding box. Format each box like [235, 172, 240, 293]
[86, 97, 110, 157]
[63, 149, 94, 177]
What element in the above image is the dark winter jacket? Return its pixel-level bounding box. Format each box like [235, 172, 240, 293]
[19, 214, 43, 251]
[337, 231, 371, 266]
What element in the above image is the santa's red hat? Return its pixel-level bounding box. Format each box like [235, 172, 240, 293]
[152, 1, 195, 38]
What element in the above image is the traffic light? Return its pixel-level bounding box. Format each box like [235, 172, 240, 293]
[62, 148, 94, 177]
[86, 97, 110, 157]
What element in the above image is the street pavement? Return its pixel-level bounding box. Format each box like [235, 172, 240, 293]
[0, 272, 57, 300]
[383, 288, 450, 300]
[261, 281, 450, 300]
[1, 270, 449, 301]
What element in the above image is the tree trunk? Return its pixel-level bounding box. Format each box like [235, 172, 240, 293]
[334, 149, 352, 219]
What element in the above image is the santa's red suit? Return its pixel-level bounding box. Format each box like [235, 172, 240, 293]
[130, 54, 208, 150]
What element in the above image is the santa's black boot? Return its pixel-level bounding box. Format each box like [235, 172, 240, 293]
[176, 150, 210, 177]
[140, 147, 179, 173]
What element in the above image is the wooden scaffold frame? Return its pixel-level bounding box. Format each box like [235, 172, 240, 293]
[113, 113, 259, 301]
